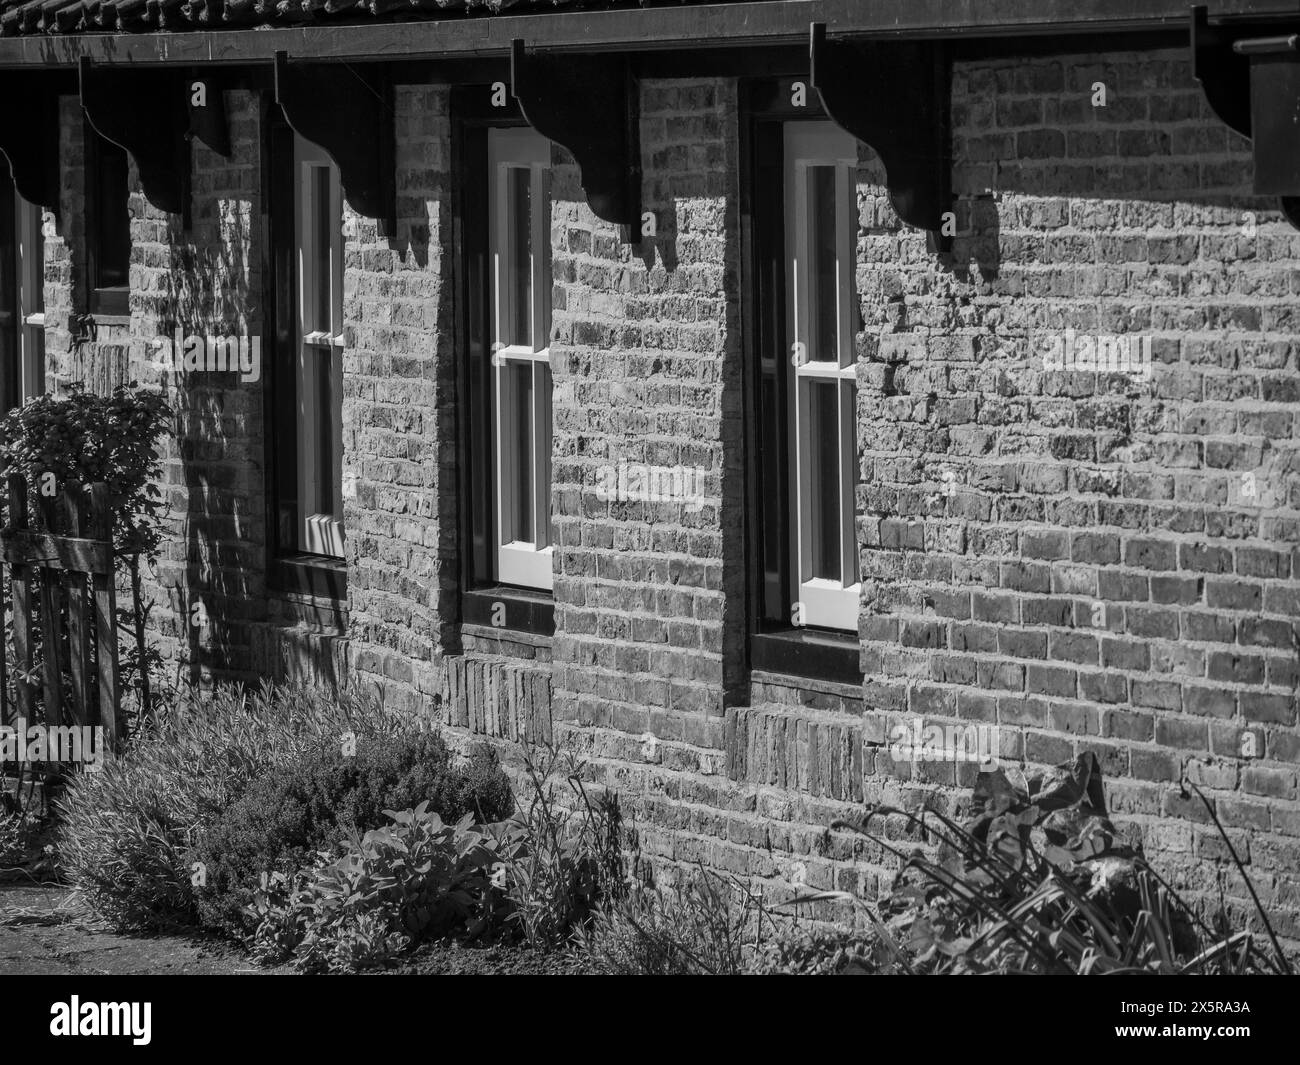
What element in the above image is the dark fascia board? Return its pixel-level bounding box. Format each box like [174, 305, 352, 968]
[0, 1, 1295, 67]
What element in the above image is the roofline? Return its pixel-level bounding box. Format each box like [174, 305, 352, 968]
[0, 0, 1295, 69]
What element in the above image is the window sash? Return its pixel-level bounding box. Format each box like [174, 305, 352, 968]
[489, 128, 552, 591]
[294, 134, 344, 559]
[85, 123, 130, 316]
[15, 194, 43, 402]
[784, 122, 859, 632]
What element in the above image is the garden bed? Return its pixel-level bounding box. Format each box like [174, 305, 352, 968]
[378, 935, 595, 976]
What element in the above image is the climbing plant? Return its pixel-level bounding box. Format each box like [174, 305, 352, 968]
[0, 382, 175, 727]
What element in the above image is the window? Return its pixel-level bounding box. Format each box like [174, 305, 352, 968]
[0, 181, 44, 410]
[85, 122, 130, 317]
[784, 123, 859, 631]
[292, 134, 345, 559]
[487, 128, 553, 592]
[263, 106, 346, 598]
[745, 87, 863, 681]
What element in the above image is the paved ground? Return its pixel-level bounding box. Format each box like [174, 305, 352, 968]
[0, 883, 287, 975]
[0, 883, 594, 975]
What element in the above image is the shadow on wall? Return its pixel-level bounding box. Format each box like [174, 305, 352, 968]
[858, 72, 1287, 375]
[636, 198, 680, 275]
[159, 200, 268, 692]
[934, 62, 1279, 299]
[391, 210, 431, 270]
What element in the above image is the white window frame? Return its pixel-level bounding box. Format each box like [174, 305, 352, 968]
[489, 127, 553, 591]
[785, 122, 860, 632]
[15, 193, 43, 402]
[294, 134, 345, 558]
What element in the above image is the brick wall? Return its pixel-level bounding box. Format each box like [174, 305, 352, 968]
[43, 91, 272, 705]
[342, 84, 458, 711]
[856, 48, 1300, 937]
[153, 90, 268, 690]
[38, 49, 1300, 942]
[547, 78, 746, 869]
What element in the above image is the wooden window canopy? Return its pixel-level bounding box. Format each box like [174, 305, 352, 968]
[1191, 5, 1300, 228]
[0, 71, 64, 209]
[189, 74, 231, 159]
[509, 38, 641, 235]
[78, 58, 231, 231]
[809, 22, 953, 252]
[273, 51, 396, 236]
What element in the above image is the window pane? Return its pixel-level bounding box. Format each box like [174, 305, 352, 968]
[508, 167, 532, 347]
[539, 361, 553, 548]
[315, 353, 335, 516]
[808, 379, 840, 581]
[0, 189, 15, 411]
[842, 383, 858, 585]
[97, 137, 131, 289]
[510, 360, 534, 543]
[807, 165, 838, 363]
[760, 376, 783, 602]
[18, 201, 44, 401]
[20, 328, 45, 404]
[313, 166, 332, 333]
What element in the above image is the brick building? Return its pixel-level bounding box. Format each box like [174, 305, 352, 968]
[1, 1, 1299, 938]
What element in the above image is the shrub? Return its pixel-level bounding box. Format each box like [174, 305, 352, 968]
[0, 382, 172, 547]
[578, 868, 762, 975]
[193, 732, 512, 937]
[247, 803, 505, 973]
[0, 812, 34, 873]
[57, 681, 414, 931]
[487, 741, 625, 948]
[0, 770, 60, 881]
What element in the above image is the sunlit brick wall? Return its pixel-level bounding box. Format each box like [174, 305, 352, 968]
[853, 48, 1300, 938]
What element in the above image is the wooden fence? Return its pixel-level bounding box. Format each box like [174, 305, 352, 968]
[1, 476, 121, 747]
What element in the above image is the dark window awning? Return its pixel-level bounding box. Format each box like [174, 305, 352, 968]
[1192, 4, 1300, 224]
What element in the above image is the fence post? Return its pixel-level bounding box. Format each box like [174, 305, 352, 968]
[6, 474, 35, 727]
[35, 489, 64, 728]
[63, 482, 93, 726]
[89, 482, 122, 750]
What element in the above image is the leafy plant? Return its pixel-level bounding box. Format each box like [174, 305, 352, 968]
[747, 923, 877, 975]
[248, 803, 506, 974]
[192, 731, 513, 937]
[795, 754, 1294, 975]
[0, 382, 174, 726]
[0, 810, 39, 874]
[488, 740, 626, 948]
[0, 382, 172, 546]
[578, 867, 766, 975]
